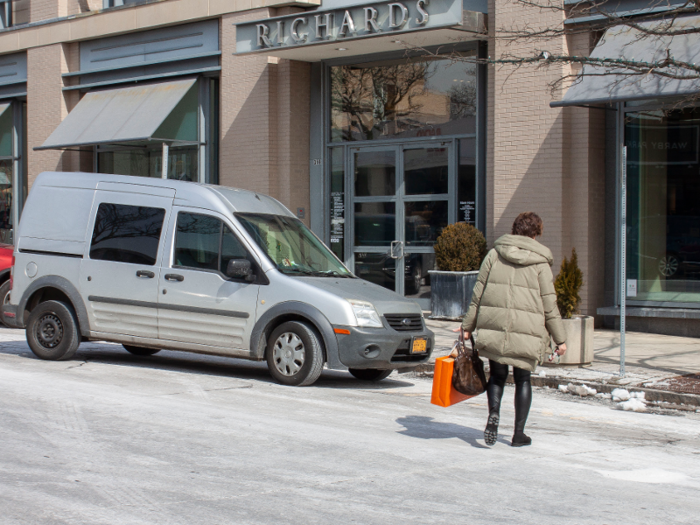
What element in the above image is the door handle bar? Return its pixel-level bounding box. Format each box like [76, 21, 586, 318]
[164, 274, 185, 282]
[390, 240, 404, 259]
[136, 270, 155, 278]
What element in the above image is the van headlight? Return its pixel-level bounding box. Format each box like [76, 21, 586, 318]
[347, 299, 383, 328]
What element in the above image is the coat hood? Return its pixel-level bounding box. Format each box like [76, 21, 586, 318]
[494, 234, 553, 266]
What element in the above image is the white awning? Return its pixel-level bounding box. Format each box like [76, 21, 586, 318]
[551, 15, 700, 107]
[37, 78, 197, 150]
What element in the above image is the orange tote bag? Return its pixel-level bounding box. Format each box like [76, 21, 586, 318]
[430, 356, 473, 407]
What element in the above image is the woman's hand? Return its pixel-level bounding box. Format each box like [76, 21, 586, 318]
[556, 343, 567, 356]
[449, 327, 471, 358]
[451, 326, 471, 339]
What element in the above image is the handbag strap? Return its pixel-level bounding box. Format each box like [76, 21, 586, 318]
[469, 334, 479, 358]
[454, 331, 467, 358]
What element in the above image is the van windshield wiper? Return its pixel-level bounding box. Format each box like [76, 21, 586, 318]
[280, 268, 352, 278]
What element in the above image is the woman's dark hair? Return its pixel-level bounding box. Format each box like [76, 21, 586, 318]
[512, 212, 543, 238]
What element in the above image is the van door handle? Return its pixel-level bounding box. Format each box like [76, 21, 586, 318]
[136, 270, 155, 278]
[164, 274, 184, 282]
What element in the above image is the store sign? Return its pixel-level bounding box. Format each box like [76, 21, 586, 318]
[626, 124, 700, 165]
[235, 0, 485, 54]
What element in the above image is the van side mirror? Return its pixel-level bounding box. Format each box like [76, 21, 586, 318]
[226, 259, 254, 282]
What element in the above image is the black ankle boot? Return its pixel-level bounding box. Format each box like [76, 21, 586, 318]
[484, 412, 499, 446]
[511, 432, 532, 447]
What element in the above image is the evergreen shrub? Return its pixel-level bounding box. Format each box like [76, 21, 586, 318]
[555, 248, 584, 319]
[433, 223, 486, 272]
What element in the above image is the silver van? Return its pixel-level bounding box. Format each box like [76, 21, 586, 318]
[4, 172, 434, 386]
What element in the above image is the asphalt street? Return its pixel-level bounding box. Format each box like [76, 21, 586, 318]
[1, 331, 699, 525]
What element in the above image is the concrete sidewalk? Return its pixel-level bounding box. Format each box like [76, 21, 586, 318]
[423, 318, 700, 408]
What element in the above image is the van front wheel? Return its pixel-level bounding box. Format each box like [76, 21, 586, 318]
[267, 321, 324, 386]
[26, 300, 81, 361]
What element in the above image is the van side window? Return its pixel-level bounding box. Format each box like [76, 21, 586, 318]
[221, 225, 251, 273]
[174, 213, 253, 276]
[90, 203, 166, 266]
[174, 213, 222, 270]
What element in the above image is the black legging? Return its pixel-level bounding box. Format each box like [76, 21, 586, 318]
[487, 360, 532, 435]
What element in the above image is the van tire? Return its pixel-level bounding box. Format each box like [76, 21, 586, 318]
[0, 280, 11, 328]
[26, 300, 80, 361]
[123, 344, 161, 356]
[266, 321, 324, 386]
[349, 368, 393, 381]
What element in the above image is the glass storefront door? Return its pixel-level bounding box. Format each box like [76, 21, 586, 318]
[350, 143, 451, 303]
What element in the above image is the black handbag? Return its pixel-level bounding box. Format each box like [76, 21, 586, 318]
[452, 333, 488, 396]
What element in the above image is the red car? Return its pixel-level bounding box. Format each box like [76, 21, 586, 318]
[0, 243, 13, 327]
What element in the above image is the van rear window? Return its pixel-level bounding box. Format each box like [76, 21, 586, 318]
[90, 203, 166, 265]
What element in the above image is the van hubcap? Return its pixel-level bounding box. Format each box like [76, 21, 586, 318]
[272, 332, 305, 376]
[37, 314, 63, 349]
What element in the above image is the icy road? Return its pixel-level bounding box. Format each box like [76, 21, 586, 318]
[0, 331, 698, 525]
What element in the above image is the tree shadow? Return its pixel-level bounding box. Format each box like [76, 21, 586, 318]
[396, 415, 504, 449]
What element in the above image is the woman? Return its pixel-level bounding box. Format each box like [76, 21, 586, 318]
[460, 212, 567, 447]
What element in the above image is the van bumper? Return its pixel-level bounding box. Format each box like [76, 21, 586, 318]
[335, 326, 434, 370]
[2, 304, 21, 329]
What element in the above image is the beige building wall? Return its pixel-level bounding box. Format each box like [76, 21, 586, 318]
[26, 44, 69, 188]
[221, 9, 311, 225]
[488, 1, 605, 319]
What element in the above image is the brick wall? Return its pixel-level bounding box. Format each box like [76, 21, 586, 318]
[27, 45, 69, 186]
[220, 9, 311, 224]
[30, 0, 62, 22]
[488, 1, 606, 319]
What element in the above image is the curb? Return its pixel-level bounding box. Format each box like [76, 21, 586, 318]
[407, 362, 700, 408]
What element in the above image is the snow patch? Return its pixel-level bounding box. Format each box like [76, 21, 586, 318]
[611, 388, 630, 402]
[595, 392, 612, 399]
[597, 468, 688, 485]
[616, 398, 647, 412]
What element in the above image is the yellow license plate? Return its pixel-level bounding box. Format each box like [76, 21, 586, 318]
[411, 337, 427, 354]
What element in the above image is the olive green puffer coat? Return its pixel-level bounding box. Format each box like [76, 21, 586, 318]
[461, 234, 567, 372]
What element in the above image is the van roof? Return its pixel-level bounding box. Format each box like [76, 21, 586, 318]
[32, 171, 295, 217]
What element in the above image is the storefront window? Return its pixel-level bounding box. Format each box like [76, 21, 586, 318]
[330, 55, 477, 142]
[98, 144, 198, 180]
[96, 80, 207, 182]
[625, 108, 700, 305]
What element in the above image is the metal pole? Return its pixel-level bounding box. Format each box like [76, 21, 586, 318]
[620, 145, 627, 377]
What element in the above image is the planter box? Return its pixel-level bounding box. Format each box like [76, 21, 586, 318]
[428, 270, 479, 320]
[547, 315, 594, 366]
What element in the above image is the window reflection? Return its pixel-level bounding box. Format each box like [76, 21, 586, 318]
[331, 56, 477, 142]
[354, 149, 395, 196]
[98, 145, 198, 180]
[625, 109, 700, 304]
[404, 201, 448, 247]
[354, 202, 396, 246]
[404, 147, 448, 195]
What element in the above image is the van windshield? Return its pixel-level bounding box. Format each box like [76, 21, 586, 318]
[236, 213, 354, 277]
